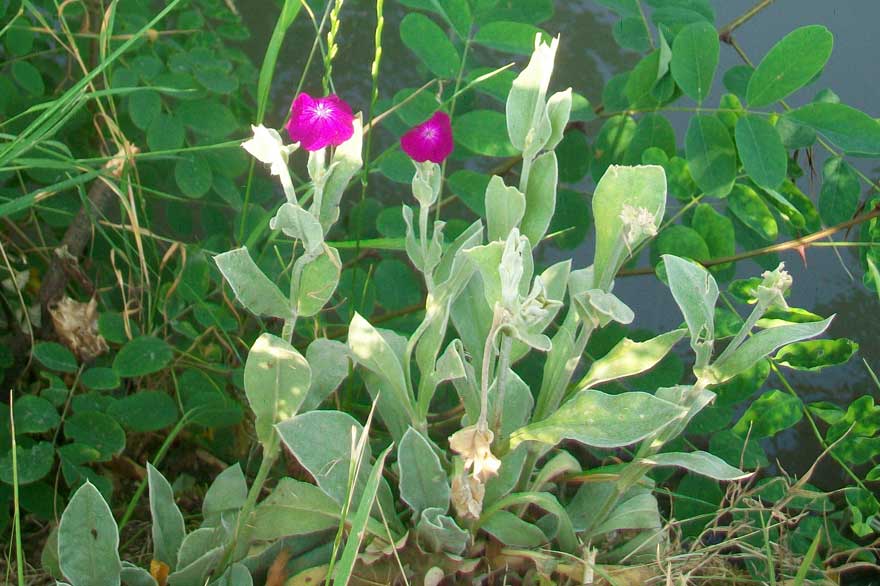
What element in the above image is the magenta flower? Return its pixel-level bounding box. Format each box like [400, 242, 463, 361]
[286, 93, 355, 151]
[400, 111, 454, 164]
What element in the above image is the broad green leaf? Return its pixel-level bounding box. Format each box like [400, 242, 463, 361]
[520, 151, 558, 244]
[128, 90, 161, 130]
[454, 110, 517, 157]
[652, 225, 710, 265]
[295, 246, 341, 317]
[374, 259, 421, 310]
[733, 389, 803, 438]
[474, 21, 548, 54]
[728, 184, 778, 241]
[214, 247, 291, 319]
[147, 464, 185, 571]
[692, 203, 735, 272]
[59, 482, 121, 586]
[674, 474, 723, 538]
[12, 61, 44, 95]
[398, 428, 449, 517]
[81, 367, 120, 391]
[448, 170, 489, 216]
[747, 25, 833, 107]
[783, 102, 880, 156]
[251, 478, 383, 540]
[334, 445, 393, 585]
[591, 115, 637, 182]
[400, 13, 460, 79]
[644, 451, 750, 480]
[592, 164, 667, 289]
[578, 329, 686, 389]
[685, 115, 736, 198]
[400, 0, 473, 38]
[710, 316, 833, 383]
[548, 188, 590, 249]
[0, 441, 54, 484]
[113, 336, 173, 378]
[624, 113, 676, 165]
[146, 113, 185, 152]
[33, 341, 78, 373]
[13, 395, 60, 434]
[774, 338, 858, 372]
[177, 100, 236, 139]
[482, 510, 547, 547]
[735, 116, 787, 190]
[613, 16, 651, 52]
[509, 389, 685, 450]
[590, 492, 661, 537]
[65, 412, 125, 461]
[107, 391, 178, 432]
[819, 157, 860, 226]
[244, 334, 310, 447]
[670, 21, 719, 103]
[174, 155, 212, 199]
[485, 175, 525, 242]
[625, 51, 663, 109]
[723, 65, 753, 100]
[663, 255, 718, 364]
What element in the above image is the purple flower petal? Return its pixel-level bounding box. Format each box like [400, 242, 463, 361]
[401, 111, 454, 164]
[286, 92, 355, 151]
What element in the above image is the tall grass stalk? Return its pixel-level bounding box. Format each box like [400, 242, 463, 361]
[9, 392, 25, 586]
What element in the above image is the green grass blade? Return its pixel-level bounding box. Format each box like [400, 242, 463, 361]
[332, 445, 392, 586]
[793, 528, 822, 585]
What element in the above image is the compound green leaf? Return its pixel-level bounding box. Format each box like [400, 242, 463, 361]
[818, 157, 860, 226]
[735, 115, 787, 190]
[113, 336, 173, 378]
[400, 13, 460, 79]
[747, 25, 833, 107]
[783, 102, 880, 156]
[670, 21, 719, 103]
[685, 115, 736, 198]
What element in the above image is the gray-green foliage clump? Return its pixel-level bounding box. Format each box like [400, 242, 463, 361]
[45, 33, 843, 586]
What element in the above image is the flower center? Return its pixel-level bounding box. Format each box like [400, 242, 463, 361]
[421, 126, 438, 142]
[310, 102, 334, 121]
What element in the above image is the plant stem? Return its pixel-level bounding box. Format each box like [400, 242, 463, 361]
[718, 0, 776, 43]
[619, 204, 880, 277]
[222, 434, 280, 569]
[478, 310, 502, 430]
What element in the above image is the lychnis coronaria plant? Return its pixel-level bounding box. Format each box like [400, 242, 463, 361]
[50, 37, 836, 586]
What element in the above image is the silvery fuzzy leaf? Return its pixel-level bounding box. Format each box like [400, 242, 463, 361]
[663, 254, 718, 367]
[545, 88, 573, 150]
[269, 203, 324, 256]
[348, 313, 413, 418]
[507, 35, 559, 152]
[485, 175, 525, 242]
[321, 114, 363, 230]
[510, 389, 685, 450]
[301, 339, 351, 411]
[709, 316, 834, 384]
[243, 334, 311, 448]
[202, 464, 247, 521]
[293, 245, 341, 318]
[214, 247, 291, 319]
[58, 482, 121, 586]
[484, 446, 528, 506]
[402, 205, 424, 270]
[147, 464, 186, 571]
[520, 150, 558, 244]
[642, 451, 751, 481]
[578, 329, 687, 390]
[398, 428, 450, 517]
[593, 165, 666, 290]
[416, 507, 469, 555]
[211, 563, 252, 586]
[573, 289, 634, 327]
[121, 563, 156, 586]
[434, 219, 482, 287]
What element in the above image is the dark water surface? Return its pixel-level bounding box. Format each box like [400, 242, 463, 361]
[239, 1, 880, 487]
